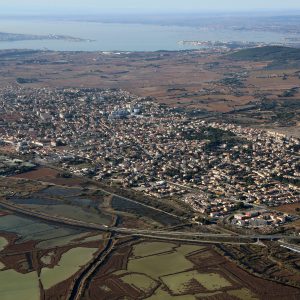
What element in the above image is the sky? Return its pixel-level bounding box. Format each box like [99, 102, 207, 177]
[2, 0, 300, 15]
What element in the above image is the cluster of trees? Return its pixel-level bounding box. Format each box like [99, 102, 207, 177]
[182, 126, 244, 152]
[16, 77, 38, 84]
[220, 77, 245, 88]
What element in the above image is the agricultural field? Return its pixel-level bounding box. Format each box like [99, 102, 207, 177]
[275, 203, 300, 215]
[1, 48, 299, 137]
[84, 240, 300, 300]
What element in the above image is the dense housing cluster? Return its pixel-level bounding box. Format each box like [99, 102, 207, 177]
[0, 87, 299, 227]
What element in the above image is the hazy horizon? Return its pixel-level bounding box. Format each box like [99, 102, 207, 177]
[2, 0, 300, 15]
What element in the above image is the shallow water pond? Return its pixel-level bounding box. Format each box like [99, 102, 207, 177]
[0, 269, 39, 300]
[0, 236, 8, 251]
[40, 247, 98, 290]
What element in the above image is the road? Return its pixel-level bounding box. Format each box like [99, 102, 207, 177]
[1, 200, 300, 244]
[280, 242, 300, 254]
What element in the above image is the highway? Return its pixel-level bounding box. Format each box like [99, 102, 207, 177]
[280, 242, 300, 254]
[1, 200, 300, 244]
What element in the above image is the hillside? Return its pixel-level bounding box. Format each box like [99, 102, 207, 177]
[228, 46, 300, 61]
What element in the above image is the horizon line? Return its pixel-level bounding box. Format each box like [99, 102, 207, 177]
[1, 9, 300, 16]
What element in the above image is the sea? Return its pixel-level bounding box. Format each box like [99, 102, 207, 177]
[0, 19, 296, 52]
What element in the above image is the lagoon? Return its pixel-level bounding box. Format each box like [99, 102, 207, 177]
[0, 19, 294, 52]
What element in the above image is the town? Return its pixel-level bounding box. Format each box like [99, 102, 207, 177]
[0, 86, 299, 229]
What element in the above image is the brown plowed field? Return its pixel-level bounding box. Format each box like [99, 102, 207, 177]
[2, 49, 299, 115]
[13, 167, 59, 180]
[275, 203, 300, 214]
[13, 167, 86, 186]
